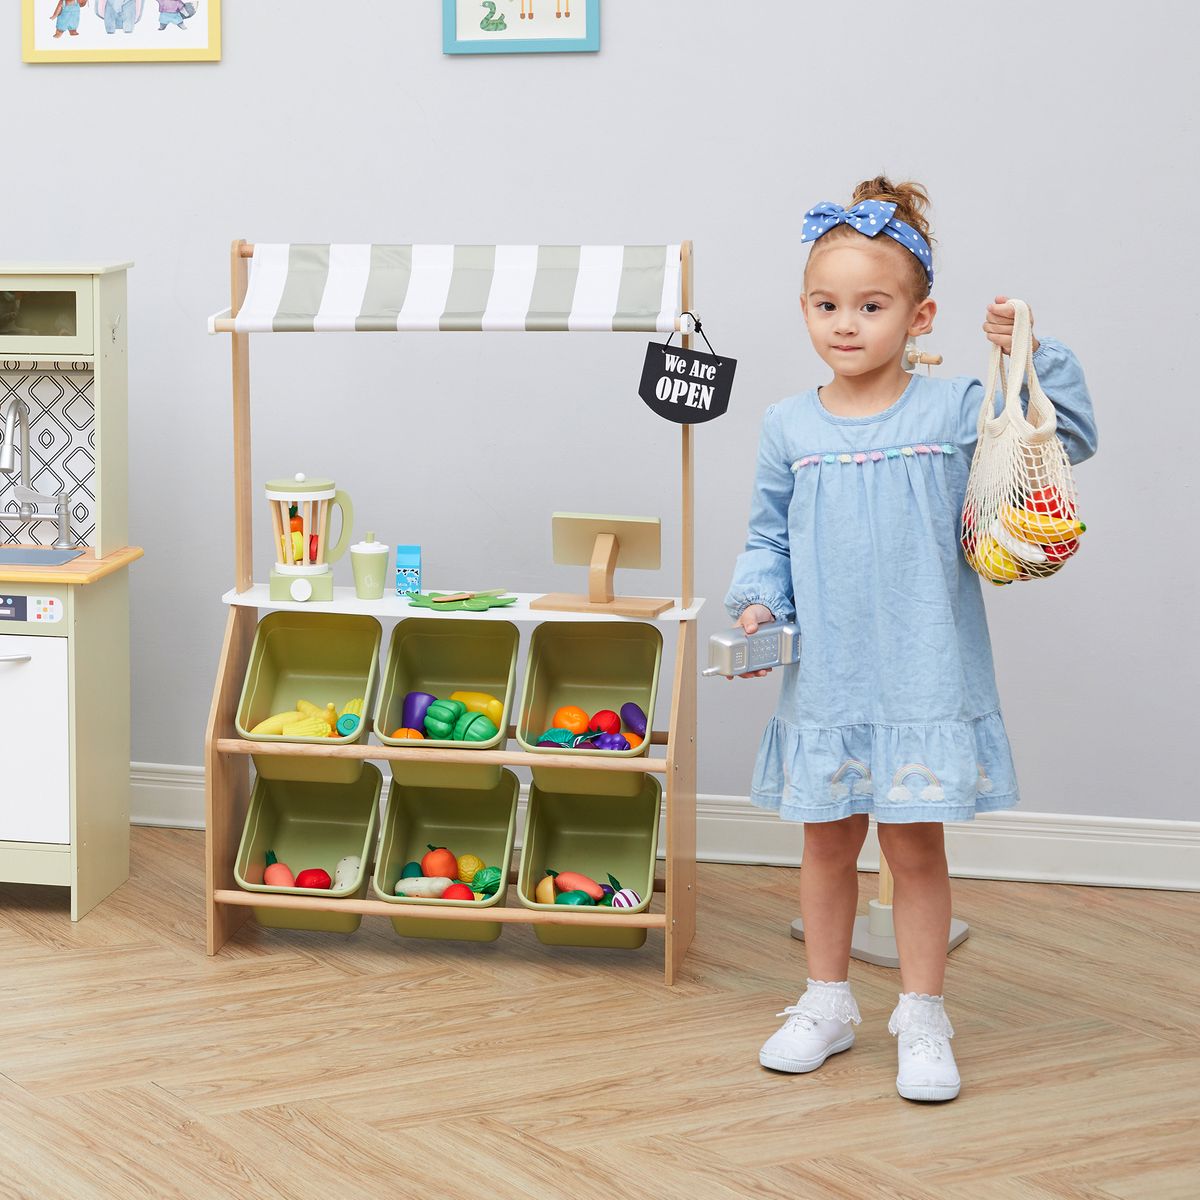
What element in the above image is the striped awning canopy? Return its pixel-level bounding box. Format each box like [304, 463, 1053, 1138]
[210, 244, 685, 334]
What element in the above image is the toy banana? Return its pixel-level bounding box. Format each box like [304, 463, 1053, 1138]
[1001, 505, 1086, 545]
[250, 711, 304, 735]
[989, 519, 1048, 564]
[280, 716, 333, 738]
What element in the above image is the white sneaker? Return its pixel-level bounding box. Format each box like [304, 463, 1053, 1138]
[760, 978, 861, 1073]
[889, 992, 961, 1101]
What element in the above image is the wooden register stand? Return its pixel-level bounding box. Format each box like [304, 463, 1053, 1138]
[204, 241, 700, 983]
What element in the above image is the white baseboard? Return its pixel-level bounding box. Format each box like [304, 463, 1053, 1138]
[132, 765, 1199, 892]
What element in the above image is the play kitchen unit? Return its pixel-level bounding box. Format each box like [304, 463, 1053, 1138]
[206, 241, 700, 983]
[0, 263, 142, 919]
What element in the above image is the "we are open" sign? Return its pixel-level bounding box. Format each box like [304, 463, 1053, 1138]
[639, 335, 736, 425]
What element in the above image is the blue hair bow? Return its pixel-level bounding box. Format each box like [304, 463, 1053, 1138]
[799, 199, 933, 287]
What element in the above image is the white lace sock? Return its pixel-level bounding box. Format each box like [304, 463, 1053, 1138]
[789, 977, 862, 1025]
[888, 991, 955, 1039]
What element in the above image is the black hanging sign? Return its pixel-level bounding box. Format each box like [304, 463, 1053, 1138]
[639, 314, 736, 424]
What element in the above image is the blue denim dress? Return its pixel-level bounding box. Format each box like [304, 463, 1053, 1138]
[724, 338, 1098, 824]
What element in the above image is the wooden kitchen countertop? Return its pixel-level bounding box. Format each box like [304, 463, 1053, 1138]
[0, 546, 143, 586]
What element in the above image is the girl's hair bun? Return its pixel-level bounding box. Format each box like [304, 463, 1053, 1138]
[850, 175, 934, 246]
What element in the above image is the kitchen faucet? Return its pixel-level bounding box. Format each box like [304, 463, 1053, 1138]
[0, 396, 74, 550]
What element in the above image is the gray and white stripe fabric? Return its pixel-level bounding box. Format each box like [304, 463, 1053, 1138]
[228, 244, 683, 333]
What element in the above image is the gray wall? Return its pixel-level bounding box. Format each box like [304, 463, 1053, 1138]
[5, 2, 1194, 822]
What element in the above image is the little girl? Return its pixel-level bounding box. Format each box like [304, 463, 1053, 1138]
[724, 176, 1097, 1102]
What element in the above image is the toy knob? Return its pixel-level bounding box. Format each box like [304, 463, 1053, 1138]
[294, 472, 306, 482]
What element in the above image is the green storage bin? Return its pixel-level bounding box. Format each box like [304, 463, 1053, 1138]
[234, 764, 382, 934]
[516, 622, 662, 797]
[372, 769, 519, 942]
[374, 619, 518, 789]
[236, 611, 381, 784]
[517, 776, 661, 949]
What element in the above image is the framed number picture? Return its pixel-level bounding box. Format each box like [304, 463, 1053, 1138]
[22, 0, 221, 63]
[443, 0, 599, 55]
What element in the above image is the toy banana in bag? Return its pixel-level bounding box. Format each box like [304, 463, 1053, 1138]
[960, 299, 1087, 585]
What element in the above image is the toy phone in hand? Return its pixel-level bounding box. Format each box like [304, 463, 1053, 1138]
[703, 623, 802, 677]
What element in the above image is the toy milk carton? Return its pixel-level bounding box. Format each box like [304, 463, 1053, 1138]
[396, 545, 421, 595]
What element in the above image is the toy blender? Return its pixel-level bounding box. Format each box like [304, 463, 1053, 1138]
[267, 473, 353, 603]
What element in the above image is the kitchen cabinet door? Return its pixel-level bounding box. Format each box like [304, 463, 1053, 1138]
[0, 636, 70, 844]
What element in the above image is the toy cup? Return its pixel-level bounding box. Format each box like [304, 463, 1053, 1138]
[350, 532, 389, 600]
[267, 473, 354, 603]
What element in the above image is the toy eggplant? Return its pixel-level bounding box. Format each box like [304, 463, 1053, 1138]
[424, 699, 467, 739]
[620, 702, 647, 738]
[401, 691, 438, 731]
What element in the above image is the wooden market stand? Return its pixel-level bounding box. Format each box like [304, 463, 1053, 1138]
[204, 241, 700, 983]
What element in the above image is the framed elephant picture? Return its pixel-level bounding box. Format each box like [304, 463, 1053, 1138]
[443, 0, 599, 55]
[22, 0, 221, 63]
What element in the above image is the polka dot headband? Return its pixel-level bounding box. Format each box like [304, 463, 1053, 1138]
[799, 199, 934, 288]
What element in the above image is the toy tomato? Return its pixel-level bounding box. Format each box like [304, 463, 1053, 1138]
[1042, 537, 1080, 563]
[421, 844, 458, 878]
[1028, 486, 1073, 518]
[294, 868, 332, 889]
[289, 515, 304, 533]
[552, 705, 589, 735]
[440, 883, 475, 901]
[589, 709, 620, 735]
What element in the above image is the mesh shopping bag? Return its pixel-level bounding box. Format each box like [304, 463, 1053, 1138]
[961, 299, 1087, 585]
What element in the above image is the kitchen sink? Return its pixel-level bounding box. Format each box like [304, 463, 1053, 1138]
[0, 547, 84, 566]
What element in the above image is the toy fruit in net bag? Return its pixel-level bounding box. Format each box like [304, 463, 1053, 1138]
[960, 300, 1088, 586]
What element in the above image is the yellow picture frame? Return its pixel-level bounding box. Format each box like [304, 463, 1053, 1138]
[22, 0, 221, 63]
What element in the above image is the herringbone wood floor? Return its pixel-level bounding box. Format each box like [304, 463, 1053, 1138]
[0, 826, 1196, 1199]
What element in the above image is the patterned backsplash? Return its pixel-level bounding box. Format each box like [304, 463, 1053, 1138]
[0, 363, 95, 548]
